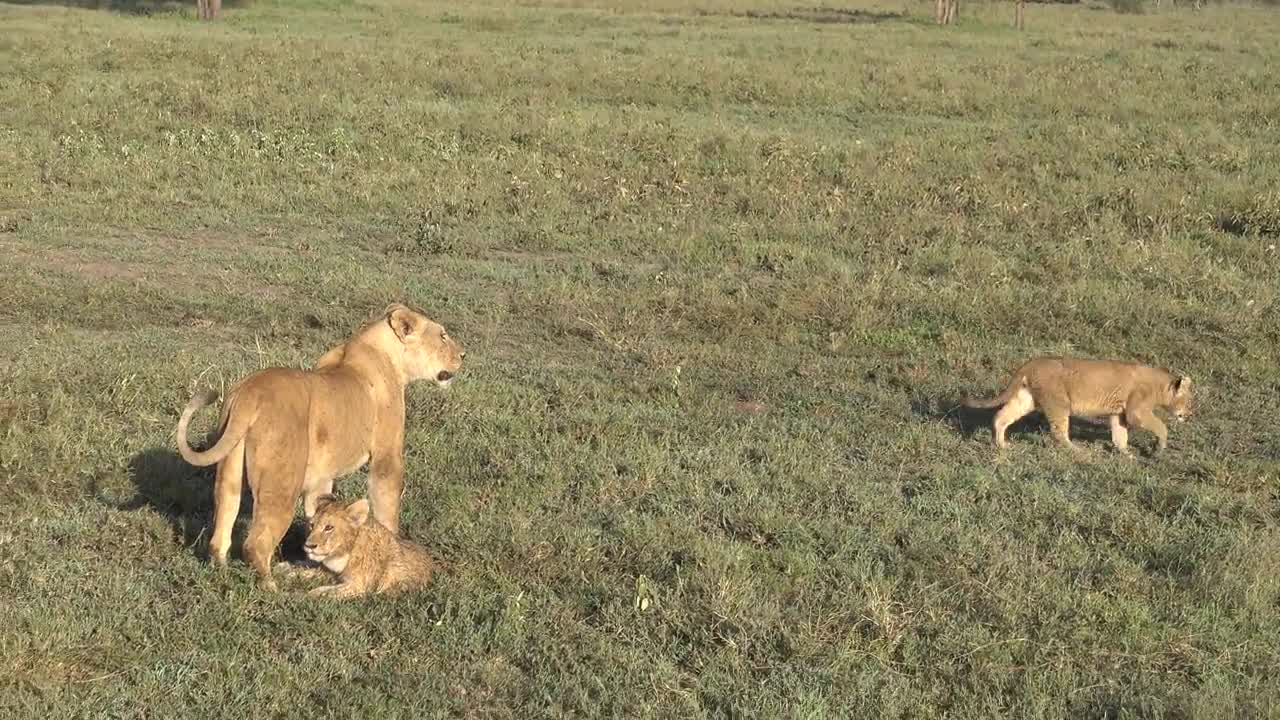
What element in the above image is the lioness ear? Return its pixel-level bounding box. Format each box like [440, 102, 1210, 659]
[347, 498, 371, 525]
[388, 306, 416, 341]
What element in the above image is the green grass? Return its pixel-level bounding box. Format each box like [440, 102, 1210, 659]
[2, 0, 1279, 716]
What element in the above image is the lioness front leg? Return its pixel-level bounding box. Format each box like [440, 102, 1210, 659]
[302, 479, 336, 520]
[368, 453, 405, 534]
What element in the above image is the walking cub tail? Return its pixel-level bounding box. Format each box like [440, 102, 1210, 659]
[961, 375, 1025, 410]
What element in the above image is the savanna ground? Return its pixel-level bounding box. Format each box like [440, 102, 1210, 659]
[2, 0, 1279, 716]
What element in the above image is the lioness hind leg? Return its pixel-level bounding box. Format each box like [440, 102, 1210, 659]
[992, 388, 1035, 449]
[209, 439, 246, 567]
[244, 452, 306, 591]
[302, 479, 335, 521]
[243, 492, 294, 592]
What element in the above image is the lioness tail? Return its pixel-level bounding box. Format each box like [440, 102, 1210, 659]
[176, 389, 252, 466]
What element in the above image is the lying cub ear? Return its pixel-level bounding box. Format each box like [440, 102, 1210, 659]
[346, 498, 371, 525]
[387, 305, 417, 341]
[1173, 375, 1191, 395]
[314, 494, 341, 513]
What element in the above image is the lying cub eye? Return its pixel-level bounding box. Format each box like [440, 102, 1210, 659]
[323, 525, 334, 533]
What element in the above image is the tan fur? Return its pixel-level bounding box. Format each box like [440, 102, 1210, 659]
[963, 356, 1192, 456]
[175, 303, 464, 590]
[302, 495, 434, 599]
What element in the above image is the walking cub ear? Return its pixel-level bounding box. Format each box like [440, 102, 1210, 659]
[346, 498, 371, 526]
[1172, 375, 1191, 396]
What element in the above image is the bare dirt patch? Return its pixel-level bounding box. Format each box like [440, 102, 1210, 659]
[0, 232, 293, 300]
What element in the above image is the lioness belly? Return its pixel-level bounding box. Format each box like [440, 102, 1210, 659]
[305, 452, 370, 488]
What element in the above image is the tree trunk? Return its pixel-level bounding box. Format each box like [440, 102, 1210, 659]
[197, 0, 221, 20]
[936, 0, 959, 25]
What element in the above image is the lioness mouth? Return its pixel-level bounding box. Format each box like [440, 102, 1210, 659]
[436, 370, 454, 383]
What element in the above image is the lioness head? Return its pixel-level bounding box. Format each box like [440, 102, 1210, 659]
[386, 303, 466, 387]
[304, 495, 368, 567]
[1168, 375, 1192, 422]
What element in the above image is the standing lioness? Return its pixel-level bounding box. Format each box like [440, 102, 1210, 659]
[963, 356, 1192, 455]
[176, 303, 464, 590]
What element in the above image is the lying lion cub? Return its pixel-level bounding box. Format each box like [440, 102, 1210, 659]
[302, 495, 434, 598]
[963, 356, 1192, 455]
[176, 303, 463, 590]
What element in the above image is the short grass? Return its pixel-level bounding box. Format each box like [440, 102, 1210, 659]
[2, 0, 1279, 716]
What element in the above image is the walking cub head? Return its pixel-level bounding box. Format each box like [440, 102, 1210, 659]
[304, 495, 369, 571]
[386, 303, 466, 388]
[1166, 375, 1193, 422]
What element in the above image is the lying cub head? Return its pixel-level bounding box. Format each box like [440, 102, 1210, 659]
[304, 495, 368, 568]
[1167, 375, 1193, 423]
[386, 303, 466, 387]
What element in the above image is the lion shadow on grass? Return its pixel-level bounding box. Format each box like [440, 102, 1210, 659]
[911, 394, 1113, 446]
[102, 447, 309, 564]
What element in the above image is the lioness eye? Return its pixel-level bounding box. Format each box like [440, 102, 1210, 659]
[323, 525, 333, 533]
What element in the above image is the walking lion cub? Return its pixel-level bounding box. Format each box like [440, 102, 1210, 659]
[303, 495, 435, 599]
[963, 356, 1192, 456]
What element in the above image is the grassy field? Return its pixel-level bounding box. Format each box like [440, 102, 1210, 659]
[2, 0, 1280, 716]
